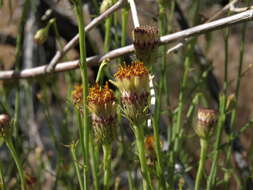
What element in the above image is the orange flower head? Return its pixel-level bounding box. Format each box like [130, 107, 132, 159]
[113, 61, 150, 124]
[88, 83, 117, 144]
[114, 61, 149, 95]
[72, 85, 83, 111]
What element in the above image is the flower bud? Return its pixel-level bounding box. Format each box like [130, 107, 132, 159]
[100, 0, 114, 14]
[132, 25, 159, 65]
[34, 28, 49, 45]
[195, 108, 217, 139]
[112, 61, 150, 125]
[0, 114, 11, 139]
[88, 83, 117, 144]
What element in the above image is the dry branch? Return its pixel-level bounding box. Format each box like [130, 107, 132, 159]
[46, 0, 125, 72]
[1, 9, 253, 80]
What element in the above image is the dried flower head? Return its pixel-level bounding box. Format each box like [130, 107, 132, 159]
[113, 61, 150, 124]
[0, 114, 11, 139]
[88, 83, 117, 144]
[72, 85, 83, 112]
[195, 108, 217, 139]
[132, 25, 159, 65]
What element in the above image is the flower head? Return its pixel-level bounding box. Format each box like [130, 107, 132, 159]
[88, 83, 117, 144]
[72, 85, 83, 112]
[195, 108, 217, 139]
[132, 25, 159, 65]
[113, 61, 150, 124]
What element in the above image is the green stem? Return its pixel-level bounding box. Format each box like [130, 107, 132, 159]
[206, 95, 226, 190]
[89, 133, 99, 190]
[0, 160, 7, 190]
[73, 1, 90, 190]
[70, 143, 84, 190]
[6, 138, 26, 190]
[103, 143, 112, 190]
[96, 59, 109, 84]
[104, 17, 112, 52]
[121, 7, 128, 47]
[13, 0, 30, 137]
[133, 125, 153, 190]
[195, 138, 208, 190]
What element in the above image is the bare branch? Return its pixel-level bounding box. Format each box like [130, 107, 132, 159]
[1, 9, 253, 80]
[46, 0, 125, 72]
[128, 0, 140, 27]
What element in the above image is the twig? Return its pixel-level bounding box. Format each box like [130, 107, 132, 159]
[207, 0, 238, 22]
[230, 4, 253, 13]
[1, 9, 253, 80]
[46, 0, 125, 72]
[128, 0, 140, 27]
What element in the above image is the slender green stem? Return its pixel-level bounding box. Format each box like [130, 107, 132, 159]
[6, 138, 26, 190]
[103, 143, 112, 190]
[0, 160, 6, 190]
[73, 1, 90, 190]
[195, 138, 208, 190]
[96, 59, 109, 84]
[206, 95, 226, 190]
[127, 171, 134, 190]
[121, 7, 128, 48]
[70, 143, 84, 190]
[133, 125, 153, 190]
[13, 0, 30, 137]
[89, 133, 99, 190]
[104, 17, 112, 52]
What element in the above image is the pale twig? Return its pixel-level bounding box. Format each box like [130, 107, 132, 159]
[128, 0, 140, 27]
[1, 9, 253, 80]
[46, 0, 125, 72]
[207, 0, 238, 22]
[230, 4, 253, 13]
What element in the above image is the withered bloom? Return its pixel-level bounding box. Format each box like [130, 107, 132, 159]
[88, 83, 117, 144]
[112, 61, 150, 125]
[195, 108, 217, 139]
[72, 85, 84, 112]
[0, 114, 11, 139]
[132, 25, 159, 65]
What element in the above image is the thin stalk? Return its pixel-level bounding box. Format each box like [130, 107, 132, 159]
[70, 143, 84, 190]
[226, 17, 248, 189]
[121, 7, 128, 47]
[206, 95, 226, 190]
[121, 6, 129, 62]
[13, 0, 30, 137]
[152, 1, 167, 189]
[6, 138, 26, 190]
[73, 1, 90, 190]
[0, 161, 7, 190]
[96, 59, 109, 84]
[133, 125, 153, 190]
[89, 133, 99, 190]
[195, 138, 208, 190]
[104, 17, 112, 52]
[103, 143, 112, 190]
[127, 171, 134, 190]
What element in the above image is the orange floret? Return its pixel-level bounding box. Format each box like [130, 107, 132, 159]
[88, 83, 115, 105]
[114, 61, 148, 80]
